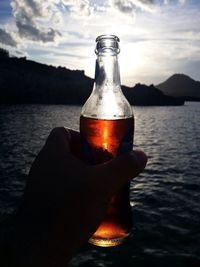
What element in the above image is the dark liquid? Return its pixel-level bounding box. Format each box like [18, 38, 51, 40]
[80, 116, 134, 247]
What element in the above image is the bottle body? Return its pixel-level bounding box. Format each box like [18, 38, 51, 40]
[79, 35, 134, 247]
[80, 116, 134, 246]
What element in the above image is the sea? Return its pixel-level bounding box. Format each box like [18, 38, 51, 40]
[0, 102, 200, 267]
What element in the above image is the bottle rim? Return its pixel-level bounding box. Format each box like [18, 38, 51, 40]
[95, 34, 120, 55]
[96, 34, 120, 43]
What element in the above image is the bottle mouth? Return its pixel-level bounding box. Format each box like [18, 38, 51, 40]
[95, 34, 120, 55]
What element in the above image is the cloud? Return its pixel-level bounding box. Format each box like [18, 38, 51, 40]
[110, 0, 187, 16]
[16, 21, 61, 42]
[0, 28, 17, 46]
[110, 0, 136, 15]
[61, 0, 93, 16]
[131, 0, 155, 12]
[110, 0, 156, 15]
[11, 0, 61, 43]
[164, 0, 186, 4]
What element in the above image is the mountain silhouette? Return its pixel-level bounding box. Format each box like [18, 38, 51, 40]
[0, 48, 184, 105]
[123, 84, 184, 106]
[156, 74, 200, 101]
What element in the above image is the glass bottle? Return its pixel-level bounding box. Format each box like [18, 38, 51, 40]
[80, 34, 134, 247]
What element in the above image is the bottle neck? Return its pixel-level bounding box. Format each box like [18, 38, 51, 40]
[95, 53, 121, 88]
[81, 35, 133, 119]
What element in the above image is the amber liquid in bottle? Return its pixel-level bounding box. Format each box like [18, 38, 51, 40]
[80, 115, 134, 246]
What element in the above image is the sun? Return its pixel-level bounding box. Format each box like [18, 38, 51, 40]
[119, 42, 143, 86]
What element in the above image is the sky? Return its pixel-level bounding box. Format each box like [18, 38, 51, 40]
[0, 0, 200, 86]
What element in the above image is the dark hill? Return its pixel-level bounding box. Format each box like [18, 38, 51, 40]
[156, 74, 200, 101]
[0, 49, 184, 106]
[0, 53, 93, 104]
[123, 84, 184, 106]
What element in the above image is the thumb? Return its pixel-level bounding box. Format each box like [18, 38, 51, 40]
[93, 150, 147, 193]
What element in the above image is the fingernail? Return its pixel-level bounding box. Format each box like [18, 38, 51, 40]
[133, 150, 148, 170]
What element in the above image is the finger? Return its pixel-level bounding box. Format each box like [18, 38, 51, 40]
[67, 128, 83, 159]
[45, 127, 83, 160]
[46, 128, 86, 174]
[45, 127, 71, 153]
[92, 150, 147, 194]
[65, 127, 79, 141]
[29, 127, 77, 176]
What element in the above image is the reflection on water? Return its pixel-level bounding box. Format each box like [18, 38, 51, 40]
[0, 103, 200, 266]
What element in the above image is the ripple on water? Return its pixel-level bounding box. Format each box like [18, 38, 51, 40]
[0, 103, 200, 266]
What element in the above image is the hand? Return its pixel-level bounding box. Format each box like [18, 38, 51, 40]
[11, 127, 147, 267]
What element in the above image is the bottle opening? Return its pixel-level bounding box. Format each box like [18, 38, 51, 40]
[96, 34, 120, 42]
[95, 34, 120, 55]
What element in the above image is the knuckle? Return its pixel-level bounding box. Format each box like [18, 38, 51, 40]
[48, 127, 70, 142]
[49, 127, 63, 138]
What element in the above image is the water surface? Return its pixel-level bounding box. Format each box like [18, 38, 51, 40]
[0, 103, 200, 266]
